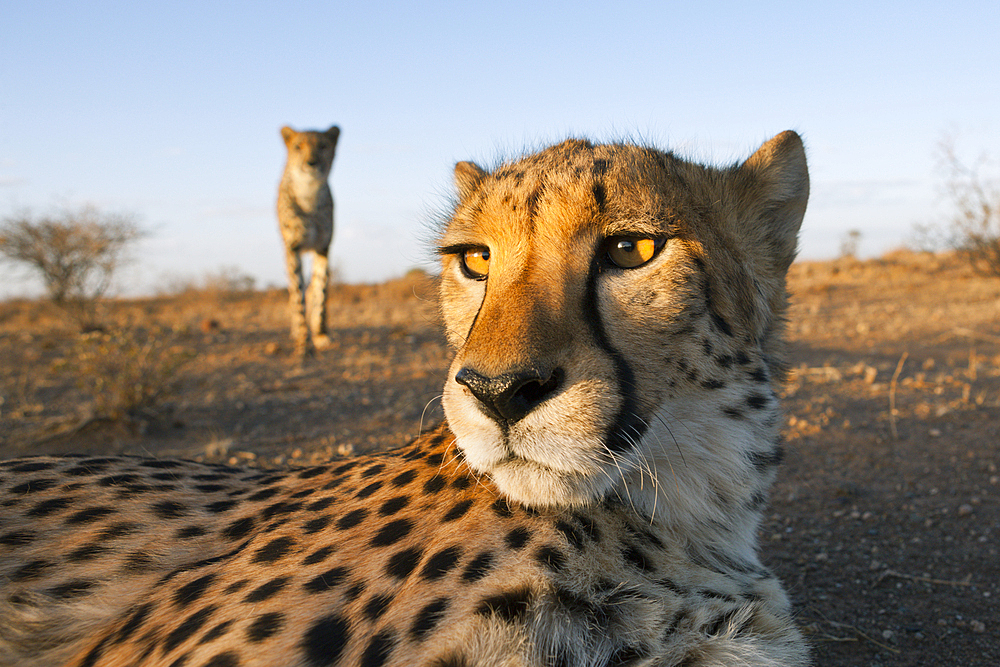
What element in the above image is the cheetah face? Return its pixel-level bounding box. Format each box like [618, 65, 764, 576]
[281, 125, 340, 178]
[439, 133, 808, 510]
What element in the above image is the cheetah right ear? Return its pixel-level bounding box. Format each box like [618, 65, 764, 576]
[281, 126, 297, 145]
[454, 161, 486, 200]
[325, 126, 341, 145]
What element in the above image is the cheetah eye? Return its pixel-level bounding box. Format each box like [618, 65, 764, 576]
[605, 236, 664, 269]
[460, 247, 490, 280]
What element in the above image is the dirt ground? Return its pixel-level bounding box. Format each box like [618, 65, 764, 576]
[1, 251, 997, 666]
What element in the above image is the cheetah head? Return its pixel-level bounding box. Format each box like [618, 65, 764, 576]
[281, 125, 340, 178]
[438, 132, 808, 514]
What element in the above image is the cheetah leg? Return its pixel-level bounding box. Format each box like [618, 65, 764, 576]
[307, 250, 332, 349]
[284, 246, 311, 356]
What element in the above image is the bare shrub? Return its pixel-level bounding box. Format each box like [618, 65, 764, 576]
[55, 326, 193, 429]
[839, 229, 862, 259]
[0, 205, 145, 328]
[937, 136, 1000, 276]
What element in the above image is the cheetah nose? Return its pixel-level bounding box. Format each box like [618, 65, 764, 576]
[455, 367, 564, 424]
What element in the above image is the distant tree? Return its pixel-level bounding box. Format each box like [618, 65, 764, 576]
[937, 136, 1000, 277]
[839, 229, 862, 259]
[0, 205, 145, 328]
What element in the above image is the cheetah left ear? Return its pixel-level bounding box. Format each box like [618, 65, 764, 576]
[454, 161, 487, 201]
[325, 126, 341, 146]
[738, 131, 809, 272]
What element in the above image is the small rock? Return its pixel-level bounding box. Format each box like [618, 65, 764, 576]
[957, 504, 974, 517]
[882, 630, 894, 640]
[264, 341, 281, 355]
[970, 620, 985, 634]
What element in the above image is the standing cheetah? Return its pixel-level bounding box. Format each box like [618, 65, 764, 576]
[0, 131, 811, 666]
[277, 125, 340, 356]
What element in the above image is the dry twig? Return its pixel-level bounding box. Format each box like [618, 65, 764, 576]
[889, 351, 908, 440]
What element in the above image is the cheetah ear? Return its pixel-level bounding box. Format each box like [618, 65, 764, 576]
[454, 161, 487, 201]
[738, 130, 809, 272]
[281, 126, 297, 146]
[325, 126, 341, 145]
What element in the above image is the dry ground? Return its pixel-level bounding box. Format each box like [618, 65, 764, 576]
[1, 251, 998, 666]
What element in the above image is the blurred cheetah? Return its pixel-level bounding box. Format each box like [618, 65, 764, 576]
[277, 124, 340, 356]
[1, 131, 810, 666]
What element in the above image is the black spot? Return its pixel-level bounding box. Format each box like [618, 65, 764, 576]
[303, 545, 336, 565]
[117, 602, 155, 643]
[79, 636, 110, 667]
[701, 379, 726, 390]
[370, 518, 413, 547]
[322, 476, 346, 491]
[10, 460, 55, 473]
[386, 546, 423, 579]
[592, 183, 606, 208]
[290, 488, 316, 499]
[336, 508, 368, 530]
[746, 393, 770, 410]
[379, 495, 409, 516]
[244, 576, 290, 603]
[359, 629, 395, 667]
[302, 615, 350, 666]
[710, 311, 734, 337]
[747, 447, 785, 471]
[424, 452, 444, 467]
[140, 459, 185, 469]
[194, 484, 227, 493]
[174, 574, 217, 608]
[224, 579, 250, 595]
[606, 644, 648, 667]
[572, 513, 601, 543]
[460, 551, 495, 582]
[11, 478, 58, 494]
[67, 543, 108, 562]
[490, 498, 513, 518]
[164, 604, 217, 652]
[715, 354, 734, 369]
[422, 476, 446, 494]
[298, 466, 328, 479]
[704, 609, 741, 636]
[198, 619, 233, 645]
[261, 501, 303, 520]
[304, 566, 349, 594]
[11, 559, 52, 581]
[748, 367, 769, 383]
[410, 597, 450, 641]
[332, 461, 358, 475]
[554, 520, 584, 550]
[345, 581, 366, 602]
[222, 517, 255, 540]
[363, 593, 394, 621]
[623, 545, 655, 573]
[123, 551, 157, 573]
[65, 506, 116, 525]
[504, 527, 531, 550]
[361, 463, 385, 478]
[176, 526, 207, 539]
[303, 516, 332, 534]
[25, 496, 71, 517]
[252, 536, 296, 564]
[723, 407, 745, 420]
[47, 579, 96, 599]
[206, 500, 237, 513]
[421, 546, 462, 580]
[355, 480, 383, 499]
[476, 587, 533, 624]
[391, 469, 418, 487]
[441, 498, 473, 522]
[246, 487, 280, 503]
[306, 497, 335, 512]
[450, 476, 472, 490]
[247, 611, 284, 642]
[201, 652, 240, 667]
[534, 545, 566, 572]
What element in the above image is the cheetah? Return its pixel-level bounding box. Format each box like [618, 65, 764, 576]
[277, 124, 340, 356]
[0, 131, 811, 667]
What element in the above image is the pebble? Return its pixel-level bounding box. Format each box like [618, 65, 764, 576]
[970, 620, 986, 633]
[957, 504, 974, 517]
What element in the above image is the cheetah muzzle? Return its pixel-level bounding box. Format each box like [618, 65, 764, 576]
[1, 131, 810, 666]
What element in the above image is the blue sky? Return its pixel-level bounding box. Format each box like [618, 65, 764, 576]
[2, 0, 998, 296]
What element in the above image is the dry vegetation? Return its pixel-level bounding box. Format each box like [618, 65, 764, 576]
[1, 252, 997, 667]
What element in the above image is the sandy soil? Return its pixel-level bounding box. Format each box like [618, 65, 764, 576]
[1, 251, 998, 666]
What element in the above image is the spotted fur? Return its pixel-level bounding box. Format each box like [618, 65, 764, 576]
[1, 131, 810, 666]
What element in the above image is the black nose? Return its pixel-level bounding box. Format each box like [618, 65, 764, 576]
[455, 367, 563, 424]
